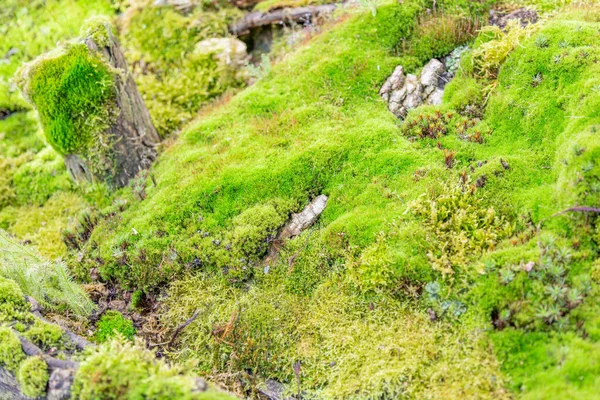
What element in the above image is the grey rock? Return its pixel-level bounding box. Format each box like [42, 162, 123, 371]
[380, 50, 465, 118]
[195, 38, 248, 68]
[48, 368, 76, 400]
[419, 59, 444, 91]
[426, 88, 444, 106]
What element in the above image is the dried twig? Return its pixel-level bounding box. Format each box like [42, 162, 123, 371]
[168, 309, 202, 348]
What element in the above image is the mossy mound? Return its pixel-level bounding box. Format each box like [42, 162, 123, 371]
[72, 338, 237, 400]
[73, 1, 600, 397]
[17, 43, 116, 156]
[121, 2, 245, 135]
[17, 356, 49, 399]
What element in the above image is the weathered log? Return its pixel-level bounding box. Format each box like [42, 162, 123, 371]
[229, 4, 338, 35]
[18, 19, 160, 188]
[0, 366, 27, 400]
[81, 23, 160, 188]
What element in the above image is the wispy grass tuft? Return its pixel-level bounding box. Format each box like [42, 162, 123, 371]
[0, 229, 95, 318]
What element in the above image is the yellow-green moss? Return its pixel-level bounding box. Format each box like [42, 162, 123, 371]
[72, 338, 237, 400]
[17, 356, 49, 398]
[24, 319, 67, 351]
[0, 326, 26, 373]
[0, 191, 89, 259]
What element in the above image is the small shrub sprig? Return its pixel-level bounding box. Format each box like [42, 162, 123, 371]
[403, 109, 453, 139]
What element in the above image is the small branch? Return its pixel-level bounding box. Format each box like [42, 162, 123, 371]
[168, 309, 202, 348]
[16, 333, 79, 370]
[26, 296, 93, 351]
[229, 4, 338, 36]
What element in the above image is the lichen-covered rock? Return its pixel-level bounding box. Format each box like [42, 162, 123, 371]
[380, 59, 445, 118]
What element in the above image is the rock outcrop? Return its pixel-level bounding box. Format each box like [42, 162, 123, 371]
[379, 59, 446, 119]
[489, 8, 538, 28]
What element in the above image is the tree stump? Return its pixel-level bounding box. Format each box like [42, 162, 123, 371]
[17, 18, 160, 188]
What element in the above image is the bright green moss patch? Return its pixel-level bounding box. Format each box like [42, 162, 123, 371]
[491, 330, 600, 399]
[0, 326, 26, 373]
[17, 356, 49, 398]
[95, 310, 136, 343]
[18, 43, 116, 156]
[0, 191, 89, 259]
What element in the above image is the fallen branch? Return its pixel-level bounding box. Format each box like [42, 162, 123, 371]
[16, 332, 79, 370]
[229, 4, 338, 35]
[168, 309, 202, 348]
[27, 296, 93, 351]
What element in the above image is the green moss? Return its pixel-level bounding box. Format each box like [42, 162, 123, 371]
[11, 147, 73, 206]
[17, 356, 49, 398]
[0, 191, 89, 259]
[0, 326, 26, 372]
[95, 310, 136, 343]
[0, 275, 28, 309]
[410, 183, 514, 275]
[24, 319, 67, 351]
[0, 276, 29, 323]
[72, 338, 236, 400]
[18, 43, 116, 156]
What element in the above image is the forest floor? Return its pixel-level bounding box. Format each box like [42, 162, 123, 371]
[1, 0, 600, 399]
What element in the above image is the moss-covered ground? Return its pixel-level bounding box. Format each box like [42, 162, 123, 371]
[2, 0, 600, 398]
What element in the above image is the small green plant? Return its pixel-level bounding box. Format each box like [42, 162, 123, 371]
[95, 311, 136, 343]
[535, 35, 549, 48]
[472, 20, 538, 79]
[247, 54, 272, 81]
[0, 230, 95, 317]
[130, 290, 145, 310]
[18, 356, 49, 398]
[531, 72, 543, 87]
[499, 269, 515, 285]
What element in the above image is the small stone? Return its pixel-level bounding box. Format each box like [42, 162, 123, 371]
[195, 38, 248, 68]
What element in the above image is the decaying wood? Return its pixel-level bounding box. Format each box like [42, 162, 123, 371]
[66, 25, 160, 188]
[279, 194, 328, 240]
[229, 4, 338, 35]
[16, 334, 79, 370]
[263, 195, 328, 266]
